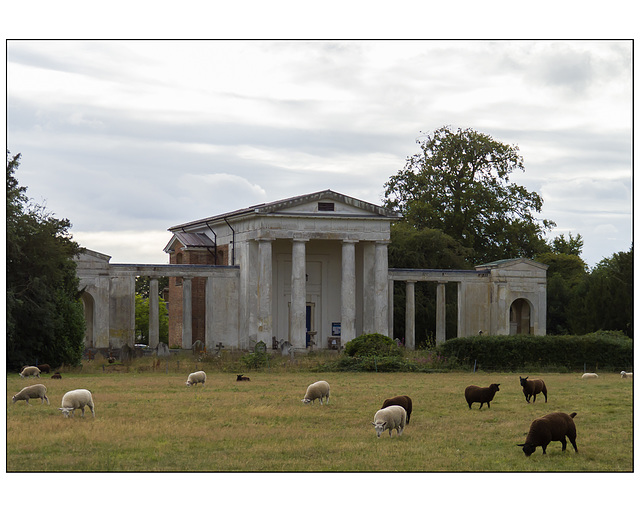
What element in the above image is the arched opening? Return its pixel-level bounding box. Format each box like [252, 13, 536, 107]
[509, 298, 532, 335]
[81, 291, 95, 347]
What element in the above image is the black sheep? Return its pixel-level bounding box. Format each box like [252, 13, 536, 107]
[464, 384, 500, 409]
[381, 395, 413, 424]
[236, 374, 250, 381]
[518, 412, 578, 456]
[519, 376, 548, 403]
[51, 372, 62, 379]
[37, 364, 51, 374]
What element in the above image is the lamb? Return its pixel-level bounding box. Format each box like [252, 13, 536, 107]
[620, 371, 633, 378]
[59, 389, 95, 418]
[51, 372, 62, 379]
[37, 364, 51, 374]
[236, 374, 251, 381]
[19, 366, 41, 379]
[464, 383, 500, 409]
[517, 412, 578, 456]
[381, 395, 413, 424]
[372, 405, 407, 437]
[519, 376, 548, 403]
[301, 380, 330, 405]
[185, 371, 206, 387]
[12, 384, 50, 405]
[581, 373, 599, 379]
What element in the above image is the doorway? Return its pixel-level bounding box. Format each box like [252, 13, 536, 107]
[509, 298, 531, 334]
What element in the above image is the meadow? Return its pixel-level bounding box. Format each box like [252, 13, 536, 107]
[6, 360, 634, 472]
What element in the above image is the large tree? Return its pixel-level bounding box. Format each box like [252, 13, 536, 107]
[384, 126, 554, 264]
[6, 152, 85, 369]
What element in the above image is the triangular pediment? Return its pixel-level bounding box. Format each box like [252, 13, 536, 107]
[476, 258, 548, 272]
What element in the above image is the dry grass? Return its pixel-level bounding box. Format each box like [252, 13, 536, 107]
[6, 368, 633, 472]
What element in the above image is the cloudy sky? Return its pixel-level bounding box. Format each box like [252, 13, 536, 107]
[7, 40, 632, 267]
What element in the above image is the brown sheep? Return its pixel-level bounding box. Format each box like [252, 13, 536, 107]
[51, 372, 62, 379]
[464, 383, 500, 409]
[519, 376, 548, 403]
[37, 364, 51, 374]
[236, 374, 250, 381]
[381, 395, 413, 424]
[517, 412, 578, 456]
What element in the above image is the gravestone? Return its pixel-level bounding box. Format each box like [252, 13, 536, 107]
[157, 342, 170, 357]
[280, 340, 293, 356]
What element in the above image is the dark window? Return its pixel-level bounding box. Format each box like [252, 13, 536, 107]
[318, 202, 335, 212]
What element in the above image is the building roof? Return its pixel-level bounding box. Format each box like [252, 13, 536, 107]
[475, 258, 549, 270]
[163, 232, 216, 253]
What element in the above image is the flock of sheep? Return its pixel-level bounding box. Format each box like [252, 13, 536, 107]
[12, 364, 632, 458]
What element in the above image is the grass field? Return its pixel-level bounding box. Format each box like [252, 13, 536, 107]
[6, 365, 634, 472]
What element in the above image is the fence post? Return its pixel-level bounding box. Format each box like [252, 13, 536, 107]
[473, 359, 477, 373]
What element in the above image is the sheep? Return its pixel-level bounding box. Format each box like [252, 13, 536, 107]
[236, 374, 251, 381]
[59, 389, 95, 418]
[19, 366, 41, 379]
[517, 412, 578, 456]
[381, 395, 413, 424]
[581, 373, 599, 379]
[519, 376, 548, 403]
[372, 405, 407, 438]
[464, 383, 500, 409]
[620, 371, 633, 378]
[37, 364, 51, 374]
[12, 384, 50, 405]
[51, 372, 62, 379]
[185, 371, 206, 387]
[301, 380, 330, 405]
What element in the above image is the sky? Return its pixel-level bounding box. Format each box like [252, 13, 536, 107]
[6, 40, 632, 267]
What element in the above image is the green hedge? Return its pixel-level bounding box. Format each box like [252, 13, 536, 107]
[343, 333, 401, 357]
[437, 331, 633, 371]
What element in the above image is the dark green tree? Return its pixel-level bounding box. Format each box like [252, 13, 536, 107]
[134, 293, 169, 345]
[6, 152, 85, 369]
[384, 126, 554, 264]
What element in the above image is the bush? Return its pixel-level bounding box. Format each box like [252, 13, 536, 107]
[343, 333, 401, 357]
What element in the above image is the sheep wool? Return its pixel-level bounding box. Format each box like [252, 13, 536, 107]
[381, 395, 413, 424]
[620, 371, 633, 378]
[464, 383, 500, 409]
[12, 384, 49, 405]
[186, 371, 206, 387]
[19, 366, 41, 379]
[302, 380, 330, 405]
[59, 389, 95, 418]
[518, 412, 578, 456]
[581, 373, 599, 379]
[519, 376, 548, 403]
[372, 405, 407, 438]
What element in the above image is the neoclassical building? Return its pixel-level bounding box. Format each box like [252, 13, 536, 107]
[76, 190, 547, 352]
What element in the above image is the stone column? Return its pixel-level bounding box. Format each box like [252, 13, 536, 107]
[341, 240, 357, 344]
[182, 277, 193, 349]
[405, 280, 416, 350]
[257, 238, 273, 345]
[388, 278, 394, 340]
[436, 281, 446, 345]
[149, 278, 159, 349]
[291, 239, 307, 349]
[205, 275, 215, 351]
[373, 241, 389, 336]
[362, 243, 376, 333]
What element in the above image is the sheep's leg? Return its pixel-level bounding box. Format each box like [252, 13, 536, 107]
[89, 405, 95, 418]
[541, 444, 547, 454]
[569, 437, 578, 453]
[543, 392, 547, 403]
[26, 399, 31, 406]
[560, 438, 567, 451]
[478, 403, 483, 410]
[487, 402, 491, 409]
[532, 394, 537, 403]
[80, 406, 85, 417]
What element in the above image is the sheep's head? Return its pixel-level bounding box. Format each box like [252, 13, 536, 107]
[372, 421, 387, 437]
[301, 398, 312, 404]
[59, 407, 73, 418]
[517, 443, 536, 456]
[11, 395, 17, 403]
[519, 376, 528, 387]
[185, 381, 192, 387]
[491, 383, 501, 392]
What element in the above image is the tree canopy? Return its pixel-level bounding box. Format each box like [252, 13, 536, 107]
[6, 152, 85, 369]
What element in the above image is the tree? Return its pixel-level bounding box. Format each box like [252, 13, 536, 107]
[134, 293, 169, 345]
[384, 126, 554, 264]
[6, 152, 85, 369]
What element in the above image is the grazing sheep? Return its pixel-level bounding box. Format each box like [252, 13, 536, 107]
[620, 371, 633, 378]
[519, 376, 548, 403]
[372, 405, 407, 438]
[517, 412, 578, 456]
[59, 389, 95, 418]
[464, 383, 500, 409]
[581, 373, 599, 379]
[301, 380, 330, 405]
[185, 371, 206, 387]
[381, 395, 413, 424]
[36, 364, 51, 374]
[19, 366, 41, 379]
[12, 384, 49, 405]
[236, 374, 251, 381]
[51, 372, 62, 379]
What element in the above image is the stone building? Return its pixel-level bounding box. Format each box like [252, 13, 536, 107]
[76, 190, 547, 352]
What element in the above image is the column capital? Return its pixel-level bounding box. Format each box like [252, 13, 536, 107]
[342, 239, 358, 244]
[292, 237, 309, 243]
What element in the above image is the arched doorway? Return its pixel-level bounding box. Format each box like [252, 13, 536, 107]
[509, 298, 532, 334]
[81, 291, 95, 347]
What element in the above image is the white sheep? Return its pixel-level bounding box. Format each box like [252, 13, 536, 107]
[301, 380, 330, 405]
[372, 405, 407, 438]
[19, 366, 41, 378]
[186, 370, 206, 387]
[59, 389, 95, 418]
[12, 384, 49, 405]
[620, 371, 633, 378]
[581, 373, 599, 379]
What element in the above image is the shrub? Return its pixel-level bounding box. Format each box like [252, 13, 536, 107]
[343, 333, 401, 357]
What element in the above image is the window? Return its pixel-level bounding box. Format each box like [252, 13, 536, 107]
[318, 202, 335, 212]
